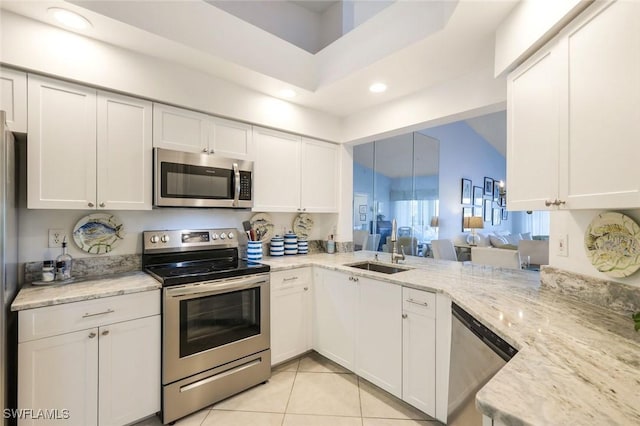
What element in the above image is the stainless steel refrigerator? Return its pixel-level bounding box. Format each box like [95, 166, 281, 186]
[0, 110, 19, 419]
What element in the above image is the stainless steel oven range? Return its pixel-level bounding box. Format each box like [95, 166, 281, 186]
[142, 228, 271, 424]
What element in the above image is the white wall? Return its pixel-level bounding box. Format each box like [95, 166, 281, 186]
[550, 210, 640, 288]
[494, 0, 590, 77]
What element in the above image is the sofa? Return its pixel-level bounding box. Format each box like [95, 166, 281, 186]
[456, 232, 549, 268]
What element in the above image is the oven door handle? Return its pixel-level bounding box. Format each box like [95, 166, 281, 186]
[165, 275, 268, 299]
[232, 162, 240, 207]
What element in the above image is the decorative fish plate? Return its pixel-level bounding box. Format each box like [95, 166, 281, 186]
[584, 212, 640, 277]
[293, 213, 314, 239]
[73, 213, 125, 254]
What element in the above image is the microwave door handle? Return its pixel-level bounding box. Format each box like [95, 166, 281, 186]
[232, 163, 240, 207]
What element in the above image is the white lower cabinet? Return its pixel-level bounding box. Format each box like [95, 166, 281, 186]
[356, 276, 402, 398]
[270, 268, 312, 365]
[402, 287, 436, 416]
[312, 268, 357, 370]
[17, 291, 160, 426]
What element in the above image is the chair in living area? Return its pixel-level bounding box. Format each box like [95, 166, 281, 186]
[471, 247, 522, 270]
[431, 239, 458, 261]
[397, 236, 418, 256]
[353, 230, 369, 251]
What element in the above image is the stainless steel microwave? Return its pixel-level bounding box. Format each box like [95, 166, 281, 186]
[154, 148, 253, 208]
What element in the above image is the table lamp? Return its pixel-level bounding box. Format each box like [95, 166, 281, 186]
[464, 216, 484, 246]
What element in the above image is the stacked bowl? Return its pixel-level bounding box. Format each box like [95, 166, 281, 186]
[297, 238, 308, 255]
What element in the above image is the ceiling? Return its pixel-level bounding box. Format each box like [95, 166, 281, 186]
[1, 0, 518, 120]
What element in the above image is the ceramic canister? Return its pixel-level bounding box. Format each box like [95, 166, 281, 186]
[297, 239, 308, 255]
[270, 236, 284, 256]
[284, 232, 298, 255]
[247, 241, 263, 262]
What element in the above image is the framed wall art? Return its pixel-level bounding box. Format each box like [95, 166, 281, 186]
[461, 178, 472, 205]
[484, 177, 493, 196]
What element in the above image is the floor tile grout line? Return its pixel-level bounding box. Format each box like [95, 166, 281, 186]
[281, 359, 299, 426]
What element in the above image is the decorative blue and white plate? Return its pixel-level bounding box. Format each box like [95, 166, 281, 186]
[250, 213, 274, 242]
[73, 213, 125, 254]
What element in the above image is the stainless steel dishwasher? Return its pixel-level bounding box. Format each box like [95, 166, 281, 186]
[447, 302, 517, 425]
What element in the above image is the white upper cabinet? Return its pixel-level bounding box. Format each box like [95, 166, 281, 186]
[558, 0, 640, 209]
[253, 127, 339, 212]
[301, 138, 339, 213]
[28, 75, 152, 210]
[153, 103, 254, 160]
[507, 44, 560, 211]
[97, 92, 153, 210]
[0, 67, 27, 133]
[507, 0, 640, 210]
[28, 75, 98, 209]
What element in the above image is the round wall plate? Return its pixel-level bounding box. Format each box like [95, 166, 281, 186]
[584, 211, 640, 278]
[73, 213, 125, 254]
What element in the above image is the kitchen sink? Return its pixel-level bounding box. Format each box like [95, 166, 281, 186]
[345, 261, 412, 275]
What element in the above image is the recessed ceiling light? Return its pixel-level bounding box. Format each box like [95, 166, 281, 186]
[48, 8, 92, 30]
[279, 89, 296, 99]
[369, 83, 387, 93]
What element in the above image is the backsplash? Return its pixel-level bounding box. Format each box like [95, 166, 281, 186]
[540, 266, 640, 316]
[25, 254, 141, 283]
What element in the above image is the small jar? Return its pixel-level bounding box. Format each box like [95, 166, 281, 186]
[42, 260, 55, 282]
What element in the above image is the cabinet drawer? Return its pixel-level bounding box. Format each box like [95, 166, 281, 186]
[19, 290, 160, 342]
[271, 268, 311, 291]
[402, 287, 435, 318]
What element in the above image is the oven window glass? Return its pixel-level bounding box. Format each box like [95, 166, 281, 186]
[179, 288, 260, 357]
[162, 162, 232, 199]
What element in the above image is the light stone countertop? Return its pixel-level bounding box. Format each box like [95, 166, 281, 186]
[11, 271, 160, 311]
[262, 251, 640, 426]
[10, 251, 640, 424]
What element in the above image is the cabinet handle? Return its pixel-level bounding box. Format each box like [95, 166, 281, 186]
[209, 149, 215, 154]
[402, 313, 408, 319]
[88, 202, 94, 208]
[99, 202, 105, 208]
[304, 286, 309, 291]
[88, 332, 96, 339]
[350, 276, 359, 282]
[101, 330, 109, 336]
[557, 200, 566, 206]
[302, 208, 306, 212]
[406, 298, 429, 308]
[283, 276, 299, 282]
[202, 148, 208, 153]
[82, 309, 115, 318]
[544, 200, 554, 207]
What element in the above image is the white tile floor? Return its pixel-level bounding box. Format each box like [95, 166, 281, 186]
[135, 352, 442, 426]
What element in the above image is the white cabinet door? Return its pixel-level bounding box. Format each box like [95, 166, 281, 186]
[356, 276, 402, 398]
[18, 328, 99, 426]
[98, 315, 160, 426]
[97, 92, 153, 210]
[152, 103, 209, 154]
[253, 127, 301, 212]
[507, 43, 560, 211]
[209, 116, 254, 160]
[271, 269, 312, 365]
[0, 67, 27, 132]
[402, 288, 436, 417]
[27, 75, 97, 209]
[312, 268, 356, 370]
[558, 0, 640, 209]
[301, 138, 339, 213]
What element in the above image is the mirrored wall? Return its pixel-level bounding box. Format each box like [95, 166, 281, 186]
[353, 132, 439, 256]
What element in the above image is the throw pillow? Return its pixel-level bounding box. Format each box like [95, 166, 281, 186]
[489, 235, 509, 248]
[520, 232, 533, 240]
[505, 233, 522, 245]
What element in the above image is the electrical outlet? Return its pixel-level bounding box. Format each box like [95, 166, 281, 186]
[558, 234, 568, 257]
[48, 229, 67, 248]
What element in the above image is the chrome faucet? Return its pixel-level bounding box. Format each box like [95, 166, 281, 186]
[390, 218, 406, 264]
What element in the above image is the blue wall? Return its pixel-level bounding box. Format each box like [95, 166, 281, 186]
[420, 121, 517, 240]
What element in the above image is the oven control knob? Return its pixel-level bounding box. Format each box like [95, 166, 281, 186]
[220, 233, 227, 240]
[150, 235, 159, 244]
[161, 235, 170, 243]
[211, 233, 218, 240]
[227, 232, 234, 239]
